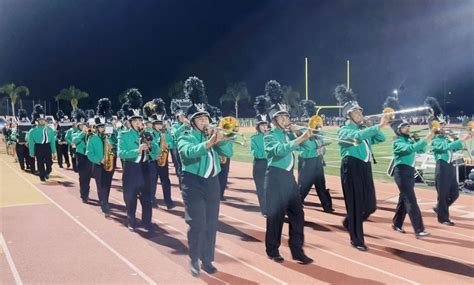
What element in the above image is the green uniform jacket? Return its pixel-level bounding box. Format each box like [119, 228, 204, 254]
[431, 135, 463, 163]
[250, 132, 266, 159]
[109, 129, 118, 153]
[392, 135, 427, 167]
[170, 122, 188, 149]
[178, 129, 233, 178]
[297, 128, 326, 159]
[72, 131, 88, 155]
[65, 127, 78, 145]
[28, 125, 57, 157]
[337, 122, 386, 162]
[264, 128, 300, 171]
[86, 133, 104, 165]
[118, 129, 159, 162]
[9, 128, 17, 142]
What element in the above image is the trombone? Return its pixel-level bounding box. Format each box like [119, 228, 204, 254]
[204, 116, 248, 146]
[290, 115, 358, 145]
[364, 106, 432, 120]
[289, 124, 358, 146]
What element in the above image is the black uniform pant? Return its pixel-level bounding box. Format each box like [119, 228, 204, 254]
[298, 156, 333, 211]
[219, 158, 231, 198]
[122, 161, 152, 226]
[392, 165, 425, 233]
[15, 143, 28, 170]
[92, 163, 114, 212]
[181, 172, 220, 263]
[150, 161, 173, 206]
[252, 158, 267, 215]
[340, 157, 377, 246]
[77, 153, 93, 200]
[170, 148, 182, 183]
[264, 166, 305, 258]
[34, 143, 52, 180]
[56, 142, 70, 167]
[28, 155, 36, 173]
[69, 146, 78, 172]
[435, 160, 459, 223]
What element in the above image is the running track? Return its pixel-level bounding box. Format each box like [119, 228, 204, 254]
[1, 152, 473, 284]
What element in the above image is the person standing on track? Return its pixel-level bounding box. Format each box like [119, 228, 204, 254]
[297, 100, 334, 213]
[72, 109, 93, 203]
[65, 111, 79, 172]
[15, 109, 32, 171]
[28, 104, 57, 182]
[118, 89, 157, 232]
[177, 76, 233, 276]
[425, 97, 473, 226]
[250, 95, 270, 216]
[147, 98, 176, 210]
[87, 98, 116, 217]
[55, 110, 72, 169]
[263, 80, 313, 265]
[384, 95, 432, 238]
[335, 85, 388, 251]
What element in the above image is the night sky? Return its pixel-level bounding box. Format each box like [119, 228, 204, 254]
[1, 0, 473, 116]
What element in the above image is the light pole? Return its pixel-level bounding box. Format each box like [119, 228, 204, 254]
[393, 89, 399, 100]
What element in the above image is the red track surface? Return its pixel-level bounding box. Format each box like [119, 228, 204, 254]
[1, 154, 473, 284]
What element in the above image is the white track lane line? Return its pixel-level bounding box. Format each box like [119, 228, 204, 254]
[0, 233, 23, 285]
[220, 214, 419, 285]
[58, 169, 287, 285]
[1, 159, 156, 285]
[303, 215, 473, 265]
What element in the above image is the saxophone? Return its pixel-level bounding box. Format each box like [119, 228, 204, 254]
[157, 129, 169, 167]
[103, 134, 115, 172]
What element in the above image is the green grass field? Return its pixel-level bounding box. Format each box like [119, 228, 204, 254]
[232, 127, 448, 183]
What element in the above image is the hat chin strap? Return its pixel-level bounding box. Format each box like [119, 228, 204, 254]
[348, 112, 363, 126]
[273, 118, 286, 130]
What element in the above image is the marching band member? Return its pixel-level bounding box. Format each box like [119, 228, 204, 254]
[177, 76, 233, 276]
[56, 110, 72, 168]
[385, 96, 432, 238]
[87, 98, 115, 216]
[9, 122, 18, 162]
[170, 100, 190, 182]
[250, 95, 270, 216]
[263, 80, 313, 264]
[148, 98, 175, 209]
[211, 107, 234, 202]
[335, 85, 388, 251]
[143, 99, 161, 208]
[297, 100, 334, 213]
[118, 89, 157, 232]
[15, 109, 32, 171]
[65, 111, 79, 172]
[28, 104, 57, 182]
[72, 109, 93, 202]
[426, 97, 473, 226]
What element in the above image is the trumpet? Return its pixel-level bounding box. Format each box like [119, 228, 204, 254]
[364, 106, 432, 120]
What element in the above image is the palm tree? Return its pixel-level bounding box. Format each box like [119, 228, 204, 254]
[55, 86, 89, 111]
[0, 83, 30, 117]
[219, 82, 251, 118]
